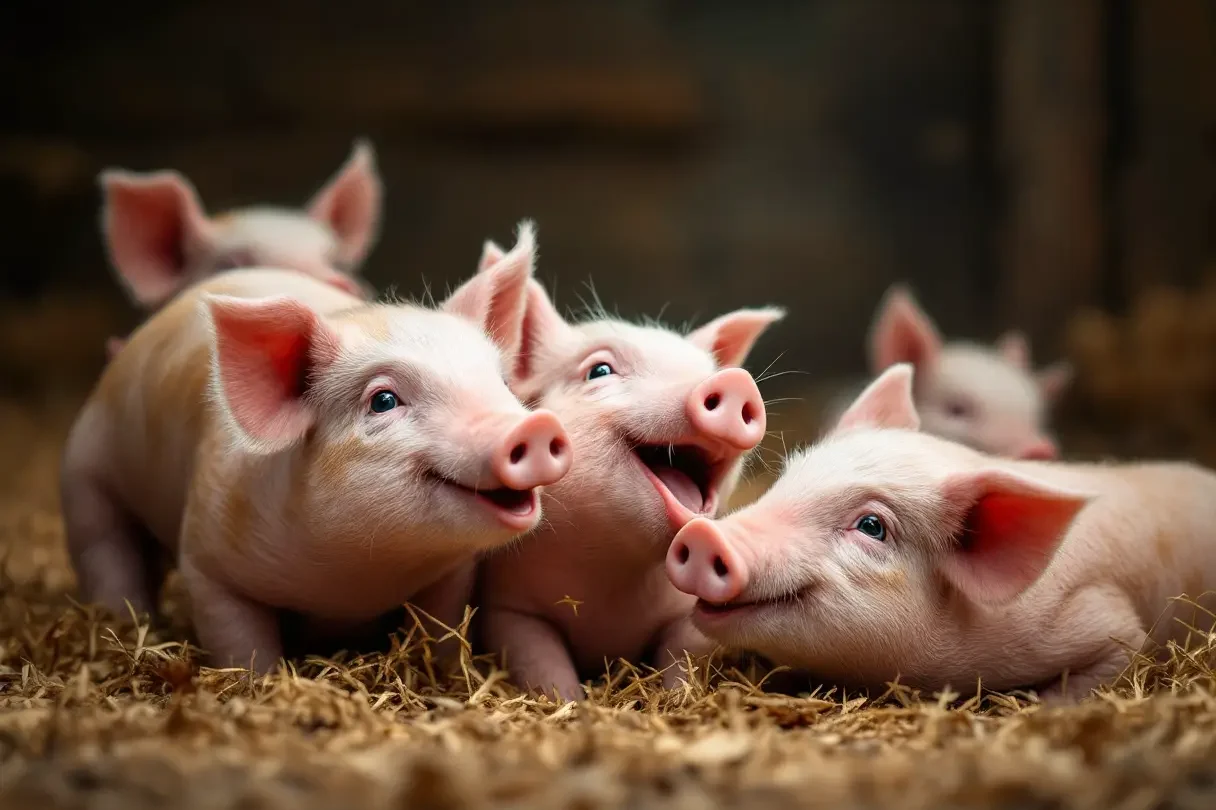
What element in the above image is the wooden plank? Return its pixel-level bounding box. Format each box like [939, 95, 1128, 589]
[995, 0, 1106, 348]
[0, 1, 705, 140]
[1114, 0, 1216, 297]
[0, 0, 994, 389]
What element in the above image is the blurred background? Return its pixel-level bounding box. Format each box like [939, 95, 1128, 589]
[0, 0, 1213, 471]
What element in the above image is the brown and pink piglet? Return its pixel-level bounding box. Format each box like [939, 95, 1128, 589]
[668, 363, 1216, 702]
[61, 222, 572, 673]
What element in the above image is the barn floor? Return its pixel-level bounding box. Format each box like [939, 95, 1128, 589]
[2, 398, 1216, 810]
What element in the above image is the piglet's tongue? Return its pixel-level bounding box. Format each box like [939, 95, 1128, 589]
[654, 465, 704, 513]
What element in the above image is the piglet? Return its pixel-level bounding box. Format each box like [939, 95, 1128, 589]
[61, 222, 572, 672]
[839, 284, 1072, 460]
[100, 139, 382, 357]
[475, 240, 784, 700]
[667, 362, 1216, 701]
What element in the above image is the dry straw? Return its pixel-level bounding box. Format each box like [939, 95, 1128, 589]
[2, 404, 1216, 808]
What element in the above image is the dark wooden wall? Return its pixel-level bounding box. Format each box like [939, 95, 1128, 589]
[0, 0, 1212, 388]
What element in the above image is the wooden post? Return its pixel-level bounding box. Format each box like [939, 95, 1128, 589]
[995, 0, 1106, 348]
[1115, 0, 1216, 298]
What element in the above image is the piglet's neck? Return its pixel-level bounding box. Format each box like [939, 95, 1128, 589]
[220, 469, 467, 618]
[530, 512, 674, 573]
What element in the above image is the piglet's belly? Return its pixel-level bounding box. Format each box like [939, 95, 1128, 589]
[219, 549, 458, 622]
[110, 467, 190, 557]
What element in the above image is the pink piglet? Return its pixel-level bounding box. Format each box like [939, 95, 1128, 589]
[668, 362, 1216, 702]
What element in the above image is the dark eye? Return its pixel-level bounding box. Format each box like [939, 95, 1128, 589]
[586, 362, 614, 381]
[214, 251, 256, 272]
[945, 399, 973, 419]
[370, 390, 399, 414]
[855, 514, 887, 541]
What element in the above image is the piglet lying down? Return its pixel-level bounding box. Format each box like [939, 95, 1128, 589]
[667, 363, 1216, 701]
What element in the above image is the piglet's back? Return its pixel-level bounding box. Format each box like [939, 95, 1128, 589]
[1009, 458, 1216, 646]
[72, 269, 362, 548]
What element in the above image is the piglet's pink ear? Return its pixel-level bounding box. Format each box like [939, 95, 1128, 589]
[835, 363, 920, 433]
[307, 139, 383, 269]
[100, 169, 216, 308]
[938, 469, 1090, 606]
[688, 307, 786, 369]
[443, 219, 536, 361]
[995, 330, 1031, 370]
[512, 278, 572, 386]
[206, 295, 341, 453]
[1037, 360, 1073, 404]
[479, 240, 507, 272]
[868, 284, 943, 373]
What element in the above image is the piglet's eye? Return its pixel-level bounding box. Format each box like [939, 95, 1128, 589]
[854, 514, 887, 542]
[370, 390, 400, 414]
[586, 362, 614, 381]
[214, 251, 256, 272]
[945, 398, 974, 419]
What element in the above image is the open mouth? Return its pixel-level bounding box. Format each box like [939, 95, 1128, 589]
[696, 599, 760, 619]
[694, 589, 808, 622]
[476, 486, 537, 515]
[631, 443, 723, 529]
[431, 474, 540, 530]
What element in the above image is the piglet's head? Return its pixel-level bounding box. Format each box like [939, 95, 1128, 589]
[868, 284, 1071, 460]
[479, 244, 784, 553]
[204, 220, 571, 559]
[101, 139, 382, 310]
[666, 364, 1092, 687]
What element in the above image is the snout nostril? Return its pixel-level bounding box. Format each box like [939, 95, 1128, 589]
[704, 393, 721, 411]
[549, 438, 565, 458]
[677, 544, 690, 564]
[509, 443, 527, 464]
[713, 557, 728, 578]
[741, 402, 755, 425]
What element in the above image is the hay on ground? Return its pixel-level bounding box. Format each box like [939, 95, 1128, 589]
[3, 356, 1216, 807]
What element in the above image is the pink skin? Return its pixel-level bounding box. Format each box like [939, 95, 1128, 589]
[668, 363, 1216, 703]
[860, 284, 1072, 460]
[61, 222, 572, 673]
[475, 239, 784, 701]
[101, 139, 382, 357]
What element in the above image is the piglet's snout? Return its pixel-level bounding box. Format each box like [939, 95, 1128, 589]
[667, 518, 749, 603]
[687, 368, 766, 452]
[1017, 437, 1059, 461]
[491, 409, 572, 490]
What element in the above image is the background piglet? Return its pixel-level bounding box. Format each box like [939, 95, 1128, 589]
[61, 223, 571, 672]
[667, 363, 1216, 702]
[476, 240, 783, 700]
[100, 139, 382, 357]
[824, 284, 1071, 460]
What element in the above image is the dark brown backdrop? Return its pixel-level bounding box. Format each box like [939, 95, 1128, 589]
[0, 0, 1213, 395]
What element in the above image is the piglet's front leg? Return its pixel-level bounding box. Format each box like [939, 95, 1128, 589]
[408, 562, 478, 669]
[179, 558, 283, 675]
[1036, 638, 1146, 706]
[483, 607, 584, 702]
[1034, 592, 1147, 706]
[653, 617, 717, 691]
